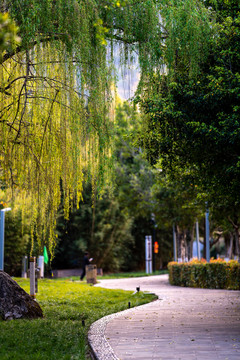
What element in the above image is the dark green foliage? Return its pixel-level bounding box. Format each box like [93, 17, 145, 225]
[3, 0, 237, 266]
[139, 1, 240, 208]
[52, 184, 134, 272]
[52, 192, 92, 270]
[168, 260, 240, 290]
[137, 0, 240, 260]
[227, 262, 240, 290]
[52, 102, 165, 273]
[4, 211, 30, 276]
[168, 263, 182, 286]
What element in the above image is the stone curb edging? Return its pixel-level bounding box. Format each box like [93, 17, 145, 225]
[88, 311, 120, 360]
[88, 297, 163, 360]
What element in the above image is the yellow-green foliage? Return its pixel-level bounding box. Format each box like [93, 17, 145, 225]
[168, 258, 240, 290]
[0, 11, 113, 256]
[0, 12, 20, 59]
[0, 0, 214, 257]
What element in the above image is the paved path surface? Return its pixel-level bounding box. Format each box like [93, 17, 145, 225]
[88, 275, 240, 360]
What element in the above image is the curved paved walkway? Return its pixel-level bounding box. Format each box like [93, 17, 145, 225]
[88, 275, 240, 360]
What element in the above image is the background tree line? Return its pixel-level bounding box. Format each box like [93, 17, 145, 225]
[137, 0, 240, 262]
[1, 1, 240, 275]
[3, 102, 172, 275]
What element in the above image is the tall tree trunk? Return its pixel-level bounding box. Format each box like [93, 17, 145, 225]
[234, 228, 240, 258]
[203, 219, 206, 259]
[228, 216, 240, 258]
[186, 227, 194, 260]
[184, 232, 188, 262]
[176, 226, 185, 262]
[225, 232, 233, 259]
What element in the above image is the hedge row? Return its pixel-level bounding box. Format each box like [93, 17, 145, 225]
[168, 259, 240, 290]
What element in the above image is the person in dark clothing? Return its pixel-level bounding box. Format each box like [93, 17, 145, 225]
[80, 252, 93, 280]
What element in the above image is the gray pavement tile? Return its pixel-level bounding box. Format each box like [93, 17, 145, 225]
[218, 357, 240, 360]
[151, 356, 172, 360]
[195, 357, 219, 360]
[172, 357, 197, 360]
[88, 275, 240, 360]
[195, 350, 220, 355]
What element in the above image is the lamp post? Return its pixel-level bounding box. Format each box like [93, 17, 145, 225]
[196, 220, 200, 260]
[0, 207, 11, 271]
[145, 235, 152, 274]
[151, 213, 156, 272]
[173, 224, 177, 262]
[205, 204, 210, 262]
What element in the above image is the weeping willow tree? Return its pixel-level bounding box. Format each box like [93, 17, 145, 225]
[0, 0, 214, 256]
[0, 11, 20, 58]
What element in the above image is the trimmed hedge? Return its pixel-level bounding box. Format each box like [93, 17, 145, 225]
[168, 258, 240, 290]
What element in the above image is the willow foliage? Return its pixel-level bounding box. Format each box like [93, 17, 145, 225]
[0, 0, 214, 255]
[0, 12, 20, 59]
[1, 0, 114, 255]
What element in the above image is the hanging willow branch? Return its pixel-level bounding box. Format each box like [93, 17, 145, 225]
[0, 1, 114, 256]
[0, 0, 214, 256]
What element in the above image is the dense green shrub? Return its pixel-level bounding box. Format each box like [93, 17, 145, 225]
[168, 259, 240, 290]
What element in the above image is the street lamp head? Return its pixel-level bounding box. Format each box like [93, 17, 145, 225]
[0, 208, 11, 212]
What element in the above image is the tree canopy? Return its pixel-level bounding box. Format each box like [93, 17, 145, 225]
[138, 0, 240, 257]
[139, 0, 240, 204]
[0, 0, 219, 256]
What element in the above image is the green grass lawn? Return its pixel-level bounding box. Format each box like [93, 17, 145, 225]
[100, 269, 168, 279]
[0, 277, 157, 360]
[66, 269, 168, 282]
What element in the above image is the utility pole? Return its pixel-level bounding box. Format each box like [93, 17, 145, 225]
[205, 204, 210, 262]
[196, 220, 200, 260]
[145, 235, 152, 274]
[151, 213, 156, 272]
[173, 224, 177, 262]
[0, 208, 11, 271]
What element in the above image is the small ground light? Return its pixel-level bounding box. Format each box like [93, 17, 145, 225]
[82, 320, 85, 326]
[136, 286, 140, 292]
[128, 302, 131, 308]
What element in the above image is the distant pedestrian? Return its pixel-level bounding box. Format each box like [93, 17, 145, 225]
[80, 252, 93, 280]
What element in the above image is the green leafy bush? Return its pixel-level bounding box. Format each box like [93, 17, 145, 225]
[168, 258, 240, 290]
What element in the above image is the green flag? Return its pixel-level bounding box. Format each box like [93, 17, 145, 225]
[43, 246, 49, 264]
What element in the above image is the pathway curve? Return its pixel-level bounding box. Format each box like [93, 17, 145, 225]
[88, 275, 240, 360]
